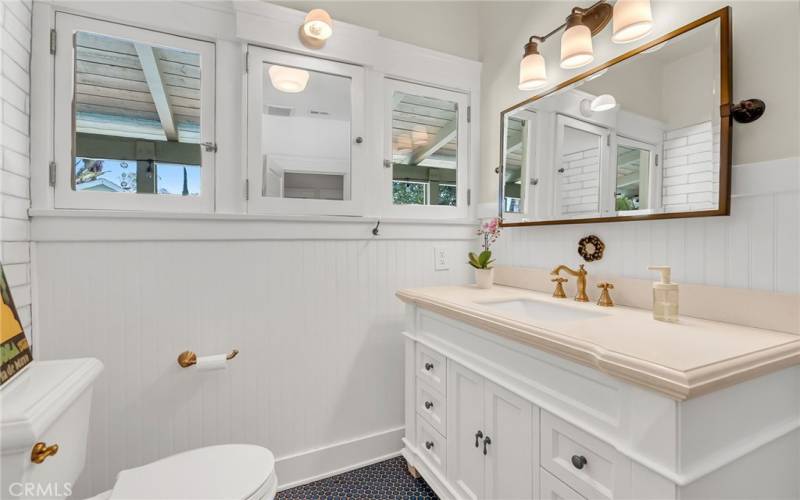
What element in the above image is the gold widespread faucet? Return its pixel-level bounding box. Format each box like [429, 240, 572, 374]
[550, 264, 589, 302]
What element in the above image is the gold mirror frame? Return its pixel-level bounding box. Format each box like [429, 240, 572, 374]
[499, 7, 732, 227]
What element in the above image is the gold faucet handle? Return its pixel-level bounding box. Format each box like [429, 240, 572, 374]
[597, 282, 614, 307]
[551, 277, 568, 298]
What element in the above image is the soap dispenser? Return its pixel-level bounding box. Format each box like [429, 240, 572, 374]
[648, 266, 679, 323]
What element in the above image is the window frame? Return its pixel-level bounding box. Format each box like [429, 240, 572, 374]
[614, 135, 661, 215]
[245, 46, 366, 216]
[382, 79, 470, 219]
[52, 13, 216, 212]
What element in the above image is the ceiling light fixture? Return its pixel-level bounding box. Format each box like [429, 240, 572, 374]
[612, 0, 654, 44]
[268, 65, 310, 93]
[579, 94, 617, 116]
[518, 37, 548, 91]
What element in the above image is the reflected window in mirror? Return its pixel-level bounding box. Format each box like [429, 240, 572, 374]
[53, 13, 216, 211]
[498, 10, 730, 226]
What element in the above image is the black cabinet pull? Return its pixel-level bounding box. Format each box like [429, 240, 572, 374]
[474, 430, 483, 447]
[483, 436, 492, 455]
[424, 362, 434, 371]
[424, 401, 433, 410]
[571, 455, 587, 470]
[425, 441, 434, 450]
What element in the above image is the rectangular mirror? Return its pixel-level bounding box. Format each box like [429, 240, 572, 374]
[500, 9, 731, 226]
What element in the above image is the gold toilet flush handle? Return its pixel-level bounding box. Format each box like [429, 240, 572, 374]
[31, 442, 59, 464]
[597, 282, 615, 307]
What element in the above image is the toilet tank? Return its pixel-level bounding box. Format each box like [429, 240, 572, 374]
[1, 358, 103, 500]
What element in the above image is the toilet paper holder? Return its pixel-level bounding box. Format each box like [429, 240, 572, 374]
[177, 349, 239, 368]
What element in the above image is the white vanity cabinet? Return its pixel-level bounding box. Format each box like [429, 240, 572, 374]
[399, 298, 800, 500]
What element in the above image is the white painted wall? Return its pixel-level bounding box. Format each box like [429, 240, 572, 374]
[0, 1, 32, 337]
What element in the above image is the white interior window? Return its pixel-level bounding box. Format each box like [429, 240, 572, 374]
[52, 13, 216, 212]
[383, 79, 469, 219]
[614, 136, 660, 215]
[246, 47, 366, 216]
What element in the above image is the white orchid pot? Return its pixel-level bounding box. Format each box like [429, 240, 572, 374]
[475, 268, 494, 289]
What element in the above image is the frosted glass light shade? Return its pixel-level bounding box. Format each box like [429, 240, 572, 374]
[303, 9, 333, 41]
[591, 94, 617, 111]
[268, 65, 310, 93]
[612, 0, 653, 43]
[560, 24, 594, 69]
[519, 53, 547, 91]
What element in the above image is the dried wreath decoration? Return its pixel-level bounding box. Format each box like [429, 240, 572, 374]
[578, 235, 605, 262]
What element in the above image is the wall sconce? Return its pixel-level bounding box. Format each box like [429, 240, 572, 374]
[518, 38, 547, 90]
[517, 0, 655, 91]
[300, 8, 333, 48]
[580, 94, 617, 116]
[612, 0, 654, 43]
[268, 65, 310, 93]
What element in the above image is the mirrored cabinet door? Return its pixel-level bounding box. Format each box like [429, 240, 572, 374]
[246, 47, 365, 215]
[383, 79, 469, 218]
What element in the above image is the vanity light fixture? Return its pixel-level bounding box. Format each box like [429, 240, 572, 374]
[268, 65, 310, 93]
[611, 0, 654, 43]
[303, 9, 333, 41]
[517, 0, 657, 91]
[518, 37, 548, 90]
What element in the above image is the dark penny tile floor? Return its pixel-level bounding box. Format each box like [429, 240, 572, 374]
[276, 456, 438, 500]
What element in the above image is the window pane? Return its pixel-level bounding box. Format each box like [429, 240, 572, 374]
[72, 32, 203, 195]
[615, 145, 651, 211]
[391, 91, 458, 206]
[261, 63, 352, 200]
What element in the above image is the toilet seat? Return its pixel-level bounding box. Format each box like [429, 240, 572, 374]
[101, 444, 276, 500]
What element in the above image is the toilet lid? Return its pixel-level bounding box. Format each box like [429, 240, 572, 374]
[109, 444, 275, 499]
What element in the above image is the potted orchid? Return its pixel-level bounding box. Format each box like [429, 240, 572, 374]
[469, 218, 500, 289]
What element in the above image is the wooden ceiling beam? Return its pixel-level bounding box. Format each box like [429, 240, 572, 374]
[134, 43, 178, 141]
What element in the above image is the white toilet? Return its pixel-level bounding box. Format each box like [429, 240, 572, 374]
[0, 358, 277, 500]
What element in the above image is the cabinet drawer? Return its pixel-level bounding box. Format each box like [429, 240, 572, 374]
[541, 411, 619, 500]
[416, 343, 446, 394]
[416, 415, 447, 477]
[416, 379, 447, 436]
[541, 467, 586, 500]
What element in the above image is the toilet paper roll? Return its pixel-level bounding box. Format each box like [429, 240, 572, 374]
[195, 354, 228, 371]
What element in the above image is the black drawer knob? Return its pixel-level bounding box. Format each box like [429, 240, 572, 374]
[425, 441, 434, 450]
[571, 455, 587, 470]
[424, 401, 434, 410]
[425, 362, 434, 371]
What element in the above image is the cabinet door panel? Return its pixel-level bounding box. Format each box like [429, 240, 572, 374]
[484, 380, 534, 500]
[446, 361, 485, 500]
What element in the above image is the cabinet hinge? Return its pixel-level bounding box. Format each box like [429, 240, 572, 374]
[467, 188, 471, 206]
[467, 106, 471, 123]
[244, 179, 249, 200]
[244, 51, 249, 73]
[48, 161, 56, 186]
[606, 135, 611, 146]
[655, 153, 659, 166]
[49, 29, 56, 55]
[202, 142, 218, 153]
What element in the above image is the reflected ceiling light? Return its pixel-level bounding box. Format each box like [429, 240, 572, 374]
[268, 65, 310, 93]
[612, 0, 654, 43]
[303, 9, 333, 41]
[518, 38, 547, 91]
[580, 94, 617, 116]
[560, 11, 594, 69]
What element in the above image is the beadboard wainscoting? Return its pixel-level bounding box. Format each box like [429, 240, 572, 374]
[494, 158, 800, 294]
[31, 220, 474, 497]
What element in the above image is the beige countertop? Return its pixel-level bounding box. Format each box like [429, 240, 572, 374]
[397, 285, 800, 400]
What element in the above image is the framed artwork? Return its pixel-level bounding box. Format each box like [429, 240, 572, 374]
[1, 262, 32, 386]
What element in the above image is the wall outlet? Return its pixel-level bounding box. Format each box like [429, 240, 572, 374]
[434, 246, 449, 271]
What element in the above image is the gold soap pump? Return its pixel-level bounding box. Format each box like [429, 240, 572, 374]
[648, 266, 679, 323]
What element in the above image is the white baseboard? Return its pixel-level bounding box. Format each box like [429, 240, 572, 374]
[275, 426, 404, 491]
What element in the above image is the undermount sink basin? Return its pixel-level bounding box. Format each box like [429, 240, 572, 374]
[477, 298, 608, 323]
